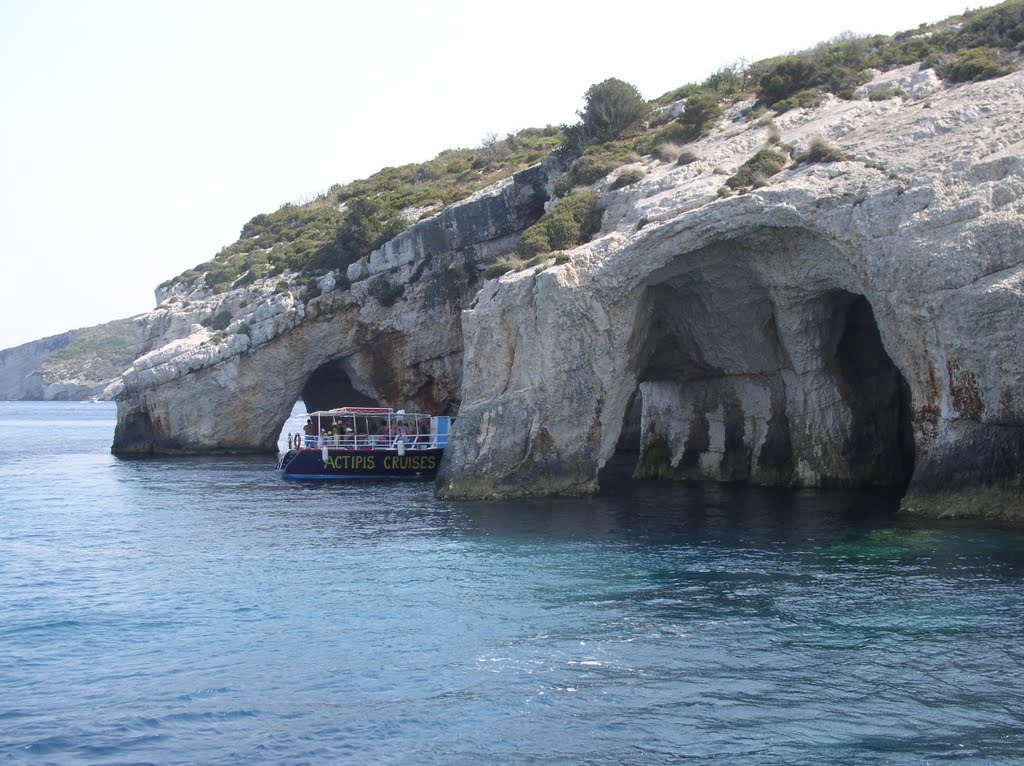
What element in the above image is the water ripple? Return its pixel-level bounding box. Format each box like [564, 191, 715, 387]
[1, 402, 1023, 764]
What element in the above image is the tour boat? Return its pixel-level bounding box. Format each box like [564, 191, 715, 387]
[278, 406, 449, 480]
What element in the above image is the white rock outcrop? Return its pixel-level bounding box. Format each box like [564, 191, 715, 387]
[113, 159, 560, 454]
[437, 68, 1024, 520]
[114, 66, 1023, 519]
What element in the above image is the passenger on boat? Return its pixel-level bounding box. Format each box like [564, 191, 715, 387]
[396, 421, 411, 446]
[375, 420, 392, 447]
[303, 419, 317, 447]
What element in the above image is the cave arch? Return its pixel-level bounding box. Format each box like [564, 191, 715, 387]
[608, 230, 915, 493]
[300, 358, 382, 414]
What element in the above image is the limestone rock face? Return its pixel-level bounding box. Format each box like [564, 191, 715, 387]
[0, 333, 76, 400]
[112, 158, 563, 454]
[437, 68, 1024, 519]
[0, 323, 138, 401]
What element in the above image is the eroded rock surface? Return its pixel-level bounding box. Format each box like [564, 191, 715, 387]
[114, 65, 1023, 519]
[113, 159, 562, 454]
[437, 67, 1024, 519]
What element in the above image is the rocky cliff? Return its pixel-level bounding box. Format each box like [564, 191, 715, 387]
[113, 64, 1023, 519]
[0, 317, 140, 400]
[435, 66, 1024, 520]
[112, 158, 561, 453]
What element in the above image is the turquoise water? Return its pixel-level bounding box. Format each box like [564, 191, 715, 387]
[2, 401, 1023, 765]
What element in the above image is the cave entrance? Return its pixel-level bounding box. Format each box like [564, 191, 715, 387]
[830, 293, 916, 489]
[598, 387, 644, 484]
[607, 249, 915, 492]
[300, 358, 381, 413]
[275, 358, 383, 451]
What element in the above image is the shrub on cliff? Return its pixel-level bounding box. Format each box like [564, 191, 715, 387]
[554, 144, 640, 195]
[578, 78, 649, 145]
[945, 47, 1015, 82]
[609, 169, 645, 190]
[772, 89, 824, 114]
[796, 137, 847, 164]
[517, 191, 600, 257]
[333, 197, 407, 259]
[679, 92, 723, 137]
[726, 149, 788, 190]
[702, 64, 747, 96]
[676, 150, 700, 166]
[948, 1, 1024, 51]
[753, 34, 879, 106]
[757, 56, 821, 106]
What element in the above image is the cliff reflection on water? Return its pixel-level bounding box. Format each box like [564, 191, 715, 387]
[1, 401, 1022, 766]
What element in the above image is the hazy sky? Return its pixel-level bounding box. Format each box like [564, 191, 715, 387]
[0, 0, 993, 350]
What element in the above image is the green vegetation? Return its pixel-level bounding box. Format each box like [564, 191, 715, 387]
[738, 0, 1024, 110]
[944, 47, 1015, 82]
[160, 127, 562, 293]
[576, 78, 649, 145]
[375, 281, 405, 307]
[554, 142, 641, 196]
[516, 191, 601, 258]
[40, 317, 139, 381]
[796, 137, 848, 164]
[484, 259, 517, 279]
[609, 169, 645, 190]
[679, 92, 724, 136]
[154, 2, 1022, 302]
[867, 87, 906, 101]
[771, 89, 823, 114]
[726, 149, 789, 190]
[209, 310, 233, 331]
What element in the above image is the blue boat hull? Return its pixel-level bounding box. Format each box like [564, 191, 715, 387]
[279, 447, 444, 480]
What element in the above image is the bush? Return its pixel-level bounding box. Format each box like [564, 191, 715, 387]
[702, 64, 746, 96]
[517, 191, 600, 257]
[797, 137, 847, 164]
[772, 89, 823, 113]
[377, 282, 405, 307]
[641, 121, 692, 155]
[757, 56, 820, 105]
[210, 309, 233, 331]
[578, 78, 649, 144]
[948, 2, 1024, 51]
[554, 146, 638, 195]
[652, 82, 705, 106]
[516, 226, 551, 257]
[303, 280, 322, 301]
[560, 155, 618, 188]
[609, 169, 645, 190]
[676, 150, 700, 166]
[726, 149, 788, 189]
[332, 196, 407, 264]
[679, 91, 723, 137]
[946, 47, 1014, 82]
[867, 87, 905, 101]
[484, 260, 517, 279]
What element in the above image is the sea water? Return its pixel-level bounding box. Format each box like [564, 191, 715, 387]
[1, 400, 1023, 765]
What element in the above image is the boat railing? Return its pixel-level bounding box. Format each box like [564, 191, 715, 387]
[291, 434, 446, 451]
